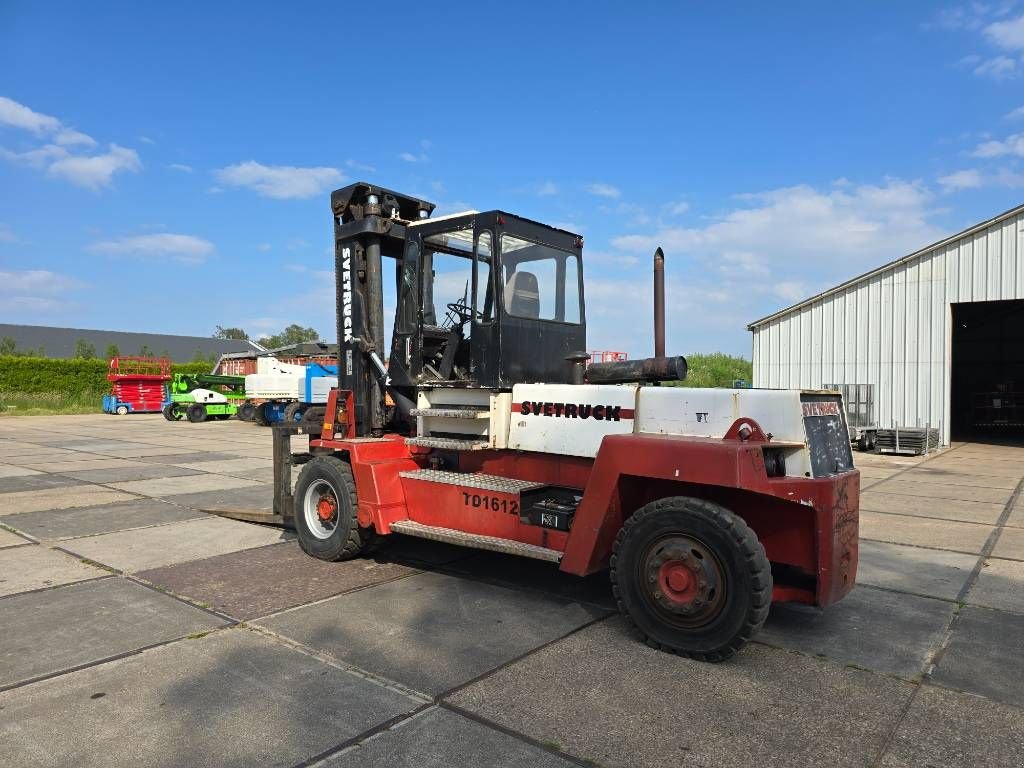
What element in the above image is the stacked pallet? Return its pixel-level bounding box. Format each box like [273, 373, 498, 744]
[875, 427, 940, 455]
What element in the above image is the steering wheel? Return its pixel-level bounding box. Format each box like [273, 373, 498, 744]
[445, 299, 477, 327]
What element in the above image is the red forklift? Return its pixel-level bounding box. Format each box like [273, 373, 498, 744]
[278, 183, 859, 661]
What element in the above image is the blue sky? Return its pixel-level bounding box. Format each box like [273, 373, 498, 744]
[2, 2, 1024, 358]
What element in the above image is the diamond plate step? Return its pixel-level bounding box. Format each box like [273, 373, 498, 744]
[405, 436, 489, 451]
[410, 407, 490, 419]
[388, 520, 562, 562]
[399, 469, 546, 494]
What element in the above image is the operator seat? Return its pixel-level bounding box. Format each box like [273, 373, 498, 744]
[504, 271, 540, 318]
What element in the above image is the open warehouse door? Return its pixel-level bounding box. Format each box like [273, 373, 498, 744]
[951, 299, 1024, 442]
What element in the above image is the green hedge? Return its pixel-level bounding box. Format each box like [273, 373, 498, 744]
[0, 357, 213, 396]
[668, 353, 753, 388]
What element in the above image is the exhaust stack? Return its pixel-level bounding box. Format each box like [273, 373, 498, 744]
[654, 247, 665, 357]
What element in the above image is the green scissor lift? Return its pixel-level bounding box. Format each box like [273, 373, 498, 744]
[162, 373, 247, 423]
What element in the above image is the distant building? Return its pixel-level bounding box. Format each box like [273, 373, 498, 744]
[0, 323, 262, 362]
[747, 202, 1024, 445]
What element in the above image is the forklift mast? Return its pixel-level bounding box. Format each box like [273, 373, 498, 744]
[331, 182, 588, 437]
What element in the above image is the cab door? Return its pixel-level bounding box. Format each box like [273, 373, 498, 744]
[470, 225, 499, 386]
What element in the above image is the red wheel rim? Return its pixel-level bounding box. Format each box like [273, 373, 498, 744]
[640, 534, 727, 628]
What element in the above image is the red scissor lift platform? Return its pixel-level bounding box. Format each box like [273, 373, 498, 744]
[103, 356, 172, 415]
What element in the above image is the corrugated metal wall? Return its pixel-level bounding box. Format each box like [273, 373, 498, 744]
[750, 206, 1024, 445]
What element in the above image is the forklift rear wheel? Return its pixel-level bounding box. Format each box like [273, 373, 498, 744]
[186, 403, 208, 423]
[611, 496, 771, 662]
[293, 456, 371, 561]
[162, 404, 182, 421]
[115, 405, 129, 416]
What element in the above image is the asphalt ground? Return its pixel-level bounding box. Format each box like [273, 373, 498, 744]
[0, 414, 1022, 767]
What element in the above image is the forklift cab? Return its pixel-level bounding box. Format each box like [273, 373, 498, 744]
[388, 211, 586, 389]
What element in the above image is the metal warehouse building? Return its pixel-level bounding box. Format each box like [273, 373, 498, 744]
[748, 202, 1024, 446]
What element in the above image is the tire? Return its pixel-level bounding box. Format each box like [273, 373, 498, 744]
[611, 496, 771, 662]
[255, 403, 270, 426]
[115, 405, 129, 416]
[301, 406, 326, 427]
[186, 403, 208, 423]
[857, 434, 869, 452]
[283, 402, 305, 423]
[293, 456, 371, 561]
[162, 404, 183, 421]
[215, 413, 230, 421]
[237, 402, 256, 422]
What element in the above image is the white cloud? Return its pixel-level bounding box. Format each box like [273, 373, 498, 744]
[346, 159, 377, 173]
[536, 181, 559, 196]
[612, 179, 941, 279]
[47, 144, 141, 190]
[938, 168, 984, 190]
[214, 161, 343, 199]
[0, 96, 60, 133]
[54, 128, 96, 147]
[585, 182, 621, 199]
[0, 96, 139, 189]
[0, 269, 85, 315]
[0, 223, 15, 242]
[664, 200, 690, 216]
[139, 136, 156, 145]
[88, 233, 215, 264]
[973, 54, 1020, 78]
[985, 14, 1024, 49]
[1006, 105, 1024, 120]
[168, 163, 193, 173]
[973, 131, 1024, 156]
[256, 243, 272, 252]
[399, 151, 429, 163]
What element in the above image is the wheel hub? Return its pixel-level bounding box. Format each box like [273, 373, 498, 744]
[643, 537, 724, 624]
[316, 495, 336, 522]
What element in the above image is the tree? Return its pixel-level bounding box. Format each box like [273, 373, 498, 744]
[138, 345, 153, 357]
[0, 336, 16, 356]
[105, 344, 120, 359]
[257, 324, 320, 349]
[74, 338, 97, 359]
[214, 326, 249, 340]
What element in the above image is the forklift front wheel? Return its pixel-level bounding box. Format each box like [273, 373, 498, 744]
[293, 456, 370, 561]
[611, 496, 772, 662]
[162, 404, 182, 421]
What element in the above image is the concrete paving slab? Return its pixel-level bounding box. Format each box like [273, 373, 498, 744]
[991, 526, 1024, 560]
[0, 546, 107, 596]
[872, 480, 1013, 505]
[859, 510, 994, 553]
[930, 606, 1024, 707]
[923, 459, 1024, 479]
[859, 492, 1004, 525]
[1008, 503, 1024, 529]
[448, 617, 914, 768]
[174, 458, 273, 475]
[449, 550, 615, 609]
[1, 498, 205, 540]
[154, 451, 244, 464]
[907, 466, 1021, 489]
[965, 557, 1024, 613]
[0, 628, 423, 768]
[57, 463, 205, 483]
[137, 541, 417, 620]
[879, 684, 1024, 768]
[65, 516, 289, 572]
[260, 570, 608, 696]
[0, 527, 31, 548]
[11, 457, 141, 473]
[0, 464, 42, 478]
[0, 578, 227, 688]
[108, 474, 262, 498]
[321, 705, 579, 768]
[0, 484, 138, 515]
[758, 585, 955, 679]
[61, 440, 146, 452]
[856, 540, 978, 601]
[98, 445, 214, 458]
[0, 473, 88, 494]
[166, 484, 275, 512]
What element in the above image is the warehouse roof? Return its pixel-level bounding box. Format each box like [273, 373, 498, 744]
[746, 200, 1024, 331]
[0, 323, 262, 361]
